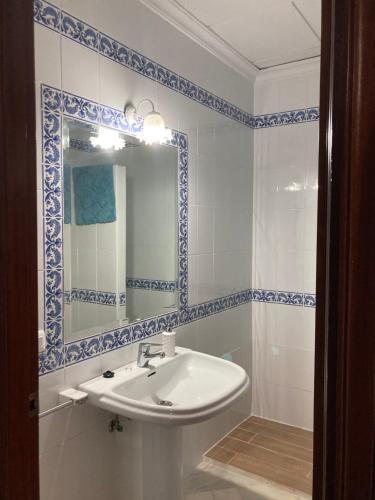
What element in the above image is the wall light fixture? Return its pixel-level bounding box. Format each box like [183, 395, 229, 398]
[125, 99, 172, 145]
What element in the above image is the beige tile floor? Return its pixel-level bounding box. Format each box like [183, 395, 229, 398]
[184, 460, 311, 500]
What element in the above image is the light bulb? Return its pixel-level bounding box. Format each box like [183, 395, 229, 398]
[137, 111, 172, 145]
[90, 127, 125, 150]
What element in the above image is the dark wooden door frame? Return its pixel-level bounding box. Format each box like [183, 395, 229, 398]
[314, 0, 375, 499]
[0, 0, 39, 499]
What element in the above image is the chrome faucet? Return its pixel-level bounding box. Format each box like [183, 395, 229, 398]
[137, 342, 165, 368]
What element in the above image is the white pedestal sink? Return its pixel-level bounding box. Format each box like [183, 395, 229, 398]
[79, 347, 249, 500]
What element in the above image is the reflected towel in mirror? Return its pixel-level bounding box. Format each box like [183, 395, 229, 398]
[73, 164, 116, 225]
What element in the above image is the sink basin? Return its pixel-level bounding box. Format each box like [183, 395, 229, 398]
[79, 347, 249, 425]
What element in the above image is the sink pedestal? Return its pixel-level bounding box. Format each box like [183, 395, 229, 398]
[79, 347, 249, 499]
[142, 424, 183, 500]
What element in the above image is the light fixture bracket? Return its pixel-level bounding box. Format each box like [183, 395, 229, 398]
[124, 98, 171, 145]
[124, 103, 137, 125]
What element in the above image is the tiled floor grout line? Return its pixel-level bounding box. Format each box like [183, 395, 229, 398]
[222, 443, 313, 474]
[238, 425, 313, 450]
[247, 444, 313, 468]
[250, 416, 313, 434]
[224, 433, 313, 465]
[239, 418, 313, 435]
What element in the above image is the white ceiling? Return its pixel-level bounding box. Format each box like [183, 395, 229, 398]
[144, 0, 321, 73]
[178, 0, 321, 69]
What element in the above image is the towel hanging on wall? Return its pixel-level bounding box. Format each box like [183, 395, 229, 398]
[73, 164, 117, 225]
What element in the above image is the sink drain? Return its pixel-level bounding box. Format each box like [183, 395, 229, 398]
[157, 400, 173, 407]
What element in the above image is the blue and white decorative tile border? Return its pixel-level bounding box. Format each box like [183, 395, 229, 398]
[69, 138, 97, 154]
[33, 0, 319, 131]
[119, 292, 127, 306]
[252, 289, 316, 308]
[126, 278, 178, 292]
[253, 108, 319, 128]
[39, 83, 188, 374]
[69, 137, 141, 153]
[64, 288, 127, 306]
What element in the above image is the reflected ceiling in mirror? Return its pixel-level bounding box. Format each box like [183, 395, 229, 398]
[63, 118, 179, 343]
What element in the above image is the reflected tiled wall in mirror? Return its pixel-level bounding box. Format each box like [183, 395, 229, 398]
[63, 118, 178, 342]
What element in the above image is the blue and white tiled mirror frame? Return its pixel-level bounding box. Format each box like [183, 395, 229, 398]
[40, 84, 189, 375]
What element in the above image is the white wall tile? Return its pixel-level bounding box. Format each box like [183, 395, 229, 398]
[307, 72, 321, 107]
[304, 251, 317, 293]
[274, 209, 305, 252]
[278, 76, 308, 111]
[254, 80, 279, 115]
[305, 164, 319, 209]
[61, 0, 100, 27]
[197, 206, 214, 255]
[252, 379, 314, 430]
[34, 24, 62, 90]
[254, 127, 280, 169]
[98, 55, 157, 113]
[276, 249, 305, 291]
[197, 156, 216, 205]
[61, 37, 99, 101]
[188, 204, 198, 256]
[39, 417, 117, 500]
[253, 65, 319, 430]
[100, 343, 139, 373]
[39, 369, 65, 413]
[188, 152, 198, 205]
[197, 123, 215, 158]
[97, 249, 116, 291]
[253, 340, 314, 392]
[188, 255, 198, 306]
[304, 209, 318, 252]
[197, 253, 214, 303]
[64, 355, 102, 389]
[306, 121, 320, 165]
[252, 302, 315, 351]
[278, 124, 309, 168]
[253, 246, 277, 290]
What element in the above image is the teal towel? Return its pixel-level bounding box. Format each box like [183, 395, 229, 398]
[64, 165, 71, 225]
[73, 165, 116, 225]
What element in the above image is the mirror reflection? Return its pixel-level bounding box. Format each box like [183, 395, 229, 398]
[63, 118, 178, 343]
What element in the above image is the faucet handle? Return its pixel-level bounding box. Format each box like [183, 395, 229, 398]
[137, 342, 165, 367]
[140, 342, 163, 354]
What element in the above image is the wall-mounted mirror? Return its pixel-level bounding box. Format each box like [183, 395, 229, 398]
[62, 118, 178, 343]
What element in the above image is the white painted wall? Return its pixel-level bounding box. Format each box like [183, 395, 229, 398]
[35, 0, 254, 499]
[252, 60, 320, 430]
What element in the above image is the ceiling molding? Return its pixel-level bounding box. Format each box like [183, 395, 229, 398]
[255, 48, 320, 71]
[138, 0, 259, 82]
[256, 57, 321, 82]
